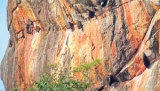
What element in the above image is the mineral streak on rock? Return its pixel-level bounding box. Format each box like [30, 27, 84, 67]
[1, 0, 160, 91]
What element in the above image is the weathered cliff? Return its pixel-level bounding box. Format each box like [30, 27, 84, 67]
[1, 0, 160, 91]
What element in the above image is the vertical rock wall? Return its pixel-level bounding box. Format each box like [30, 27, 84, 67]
[1, 0, 160, 91]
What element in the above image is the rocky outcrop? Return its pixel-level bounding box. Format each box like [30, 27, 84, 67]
[1, 0, 160, 91]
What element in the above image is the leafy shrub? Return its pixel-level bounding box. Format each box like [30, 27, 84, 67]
[14, 60, 101, 91]
[12, 88, 18, 91]
[73, 59, 101, 73]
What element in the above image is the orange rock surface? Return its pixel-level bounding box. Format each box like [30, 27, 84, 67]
[1, 0, 160, 91]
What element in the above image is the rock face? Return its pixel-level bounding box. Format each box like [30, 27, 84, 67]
[1, 0, 160, 91]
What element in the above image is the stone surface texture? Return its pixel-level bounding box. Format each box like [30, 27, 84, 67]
[1, 0, 160, 91]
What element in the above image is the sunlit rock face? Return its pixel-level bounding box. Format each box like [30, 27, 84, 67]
[1, 0, 160, 91]
[150, 0, 160, 5]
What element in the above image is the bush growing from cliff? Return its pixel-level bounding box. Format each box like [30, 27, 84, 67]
[24, 60, 101, 91]
[26, 74, 89, 91]
[73, 59, 100, 73]
[12, 88, 18, 91]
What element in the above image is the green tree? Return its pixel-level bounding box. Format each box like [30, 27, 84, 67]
[15, 60, 101, 91]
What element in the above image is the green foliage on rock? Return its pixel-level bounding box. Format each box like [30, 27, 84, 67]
[12, 88, 18, 91]
[13, 59, 101, 91]
[73, 59, 101, 73]
[26, 74, 90, 91]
